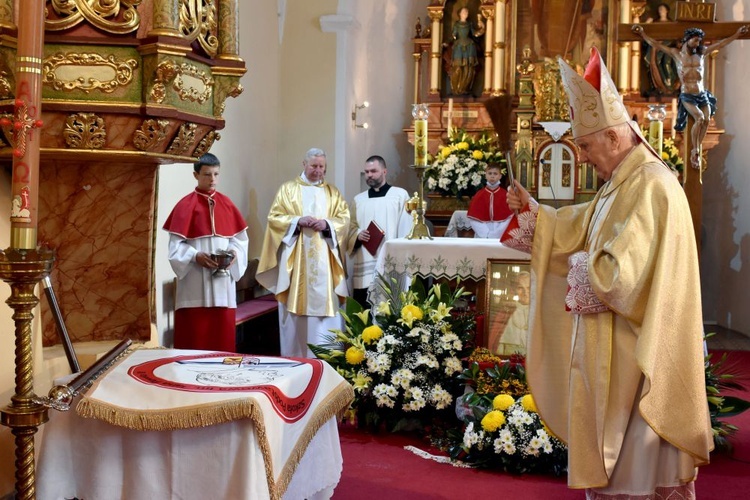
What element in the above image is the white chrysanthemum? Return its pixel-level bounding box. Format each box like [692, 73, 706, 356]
[426, 177, 437, 190]
[530, 437, 544, 450]
[443, 356, 463, 375]
[391, 368, 414, 389]
[498, 428, 513, 444]
[501, 441, 516, 455]
[523, 444, 540, 457]
[430, 385, 453, 409]
[493, 437, 504, 454]
[542, 442, 553, 454]
[471, 172, 483, 185]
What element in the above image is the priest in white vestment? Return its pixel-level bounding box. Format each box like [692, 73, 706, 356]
[347, 155, 412, 307]
[257, 148, 350, 357]
[502, 48, 712, 499]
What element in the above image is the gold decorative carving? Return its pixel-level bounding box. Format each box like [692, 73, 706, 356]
[133, 119, 171, 151]
[166, 122, 198, 156]
[193, 130, 220, 157]
[173, 63, 214, 104]
[45, 0, 142, 34]
[179, 0, 219, 57]
[43, 53, 138, 93]
[0, 70, 12, 99]
[64, 113, 106, 149]
[214, 78, 242, 116]
[533, 58, 570, 123]
[150, 60, 179, 103]
[149, 60, 213, 104]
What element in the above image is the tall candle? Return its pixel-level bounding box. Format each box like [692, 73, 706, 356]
[649, 120, 663, 156]
[7, 1, 45, 249]
[671, 98, 677, 138]
[412, 104, 430, 166]
[447, 98, 453, 137]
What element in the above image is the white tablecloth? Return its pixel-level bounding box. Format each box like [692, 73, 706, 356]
[37, 410, 342, 500]
[444, 210, 472, 237]
[368, 237, 530, 303]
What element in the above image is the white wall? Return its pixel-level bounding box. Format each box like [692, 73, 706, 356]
[703, 0, 750, 333]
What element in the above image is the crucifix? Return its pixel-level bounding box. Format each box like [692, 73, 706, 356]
[618, 3, 749, 257]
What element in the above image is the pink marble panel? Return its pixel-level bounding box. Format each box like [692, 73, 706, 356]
[38, 160, 156, 346]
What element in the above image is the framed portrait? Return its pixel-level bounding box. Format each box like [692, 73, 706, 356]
[484, 259, 531, 358]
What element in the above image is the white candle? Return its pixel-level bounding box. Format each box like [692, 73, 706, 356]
[671, 98, 677, 138]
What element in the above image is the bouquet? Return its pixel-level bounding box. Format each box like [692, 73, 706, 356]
[310, 275, 476, 430]
[449, 348, 567, 475]
[424, 130, 506, 199]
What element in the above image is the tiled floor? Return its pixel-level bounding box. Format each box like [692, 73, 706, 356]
[705, 324, 750, 351]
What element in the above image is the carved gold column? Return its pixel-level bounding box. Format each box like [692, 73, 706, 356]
[0, 0, 14, 30]
[218, 0, 241, 61]
[427, 6, 443, 96]
[481, 6, 494, 95]
[0, 3, 55, 500]
[493, 0, 507, 95]
[618, 0, 631, 91]
[150, 0, 183, 37]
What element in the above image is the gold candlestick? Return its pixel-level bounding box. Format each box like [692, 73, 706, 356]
[0, 3, 56, 500]
[408, 104, 432, 239]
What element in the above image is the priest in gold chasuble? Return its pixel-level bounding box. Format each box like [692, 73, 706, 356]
[502, 48, 712, 499]
[257, 148, 350, 357]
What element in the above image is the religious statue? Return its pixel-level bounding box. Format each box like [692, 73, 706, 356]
[642, 3, 680, 97]
[447, 6, 485, 95]
[634, 24, 748, 168]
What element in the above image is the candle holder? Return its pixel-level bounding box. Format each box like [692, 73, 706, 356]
[408, 104, 432, 240]
[646, 103, 667, 157]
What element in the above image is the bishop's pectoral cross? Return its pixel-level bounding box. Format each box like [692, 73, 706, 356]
[619, 3, 749, 257]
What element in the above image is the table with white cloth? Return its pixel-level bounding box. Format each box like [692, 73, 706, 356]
[367, 237, 530, 306]
[444, 210, 473, 237]
[37, 348, 354, 500]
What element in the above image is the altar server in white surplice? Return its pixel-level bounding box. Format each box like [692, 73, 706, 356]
[257, 148, 350, 358]
[347, 155, 412, 307]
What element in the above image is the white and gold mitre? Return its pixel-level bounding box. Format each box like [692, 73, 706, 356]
[557, 47, 629, 139]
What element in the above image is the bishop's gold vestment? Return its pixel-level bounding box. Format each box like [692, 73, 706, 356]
[257, 177, 350, 317]
[525, 144, 713, 490]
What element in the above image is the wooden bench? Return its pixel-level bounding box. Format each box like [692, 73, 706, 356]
[234, 259, 280, 355]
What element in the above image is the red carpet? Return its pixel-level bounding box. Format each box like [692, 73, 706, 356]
[333, 350, 750, 499]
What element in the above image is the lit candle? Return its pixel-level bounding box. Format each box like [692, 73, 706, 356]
[447, 98, 453, 137]
[646, 104, 667, 157]
[412, 104, 429, 166]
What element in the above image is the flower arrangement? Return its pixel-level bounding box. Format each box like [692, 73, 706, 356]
[704, 333, 750, 451]
[424, 130, 507, 199]
[641, 126, 684, 173]
[310, 275, 477, 430]
[449, 348, 567, 475]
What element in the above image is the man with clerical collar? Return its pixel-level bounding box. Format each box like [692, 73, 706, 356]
[347, 155, 411, 307]
[163, 153, 249, 352]
[257, 148, 350, 357]
[466, 162, 513, 239]
[502, 47, 712, 498]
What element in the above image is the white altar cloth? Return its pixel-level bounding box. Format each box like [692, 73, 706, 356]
[368, 237, 530, 303]
[37, 348, 353, 500]
[37, 410, 341, 500]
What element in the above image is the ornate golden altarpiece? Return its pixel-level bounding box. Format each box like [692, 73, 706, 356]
[411, 0, 748, 244]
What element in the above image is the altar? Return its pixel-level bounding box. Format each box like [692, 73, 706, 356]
[36, 348, 354, 500]
[368, 237, 530, 306]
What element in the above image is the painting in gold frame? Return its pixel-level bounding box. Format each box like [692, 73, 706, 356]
[484, 259, 531, 358]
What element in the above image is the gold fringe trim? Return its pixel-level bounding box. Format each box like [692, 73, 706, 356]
[76, 378, 354, 500]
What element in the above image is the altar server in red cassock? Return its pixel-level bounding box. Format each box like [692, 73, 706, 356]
[163, 153, 249, 351]
[466, 162, 513, 239]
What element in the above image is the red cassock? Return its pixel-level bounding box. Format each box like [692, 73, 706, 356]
[467, 185, 513, 222]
